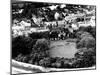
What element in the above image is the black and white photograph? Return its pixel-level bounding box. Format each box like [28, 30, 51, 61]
[11, 0, 96, 74]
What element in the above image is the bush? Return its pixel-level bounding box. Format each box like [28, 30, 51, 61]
[63, 59, 72, 68]
[52, 62, 62, 68]
[39, 57, 51, 67]
[71, 59, 85, 68]
[15, 54, 29, 63]
[50, 58, 69, 68]
[50, 58, 63, 68]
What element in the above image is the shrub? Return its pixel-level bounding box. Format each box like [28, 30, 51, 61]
[28, 52, 40, 64]
[71, 58, 85, 68]
[15, 54, 29, 63]
[63, 59, 72, 68]
[39, 57, 51, 67]
[51, 57, 68, 68]
[51, 62, 62, 68]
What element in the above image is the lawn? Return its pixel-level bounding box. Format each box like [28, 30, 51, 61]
[49, 39, 78, 58]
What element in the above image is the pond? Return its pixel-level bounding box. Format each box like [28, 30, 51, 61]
[49, 40, 78, 58]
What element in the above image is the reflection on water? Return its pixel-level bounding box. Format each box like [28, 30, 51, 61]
[49, 40, 77, 58]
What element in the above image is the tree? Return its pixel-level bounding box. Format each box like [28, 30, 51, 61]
[78, 26, 96, 38]
[75, 31, 91, 39]
[76, 36, 95, 49]
[33, 38, 50, 52]
[12, 36, 34, 58]
[80, 32, 92, 39]
[74, 48, 96, 67]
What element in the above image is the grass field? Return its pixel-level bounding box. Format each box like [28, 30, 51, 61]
[49, 39, 78, 58]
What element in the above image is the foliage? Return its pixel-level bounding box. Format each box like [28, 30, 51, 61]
[39, 57, 51, 67]
[76, 36, 95, 49]
[12, 36, 35, 58]
[29, 32, 49, 39]
[12, 3, 96, 69]
[33, 38, 50, 52]
[74, 48, 96, 67]
[75, 31, 92, 39]
[15, 54, 30, 63]
[78, 26, 96, 38]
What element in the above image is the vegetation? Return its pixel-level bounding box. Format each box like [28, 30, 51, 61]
[74, 28, 96, 67]
[78, 26, 96, 38]
[14, 38, 50, 64]
[12, 36, 36, 58]
[12, 2, 96, 69]
[29, 32, 49, 39]
[74, 48, 96, 67]
[12, 27, 96, 68]
[76, 36, 95, 49]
